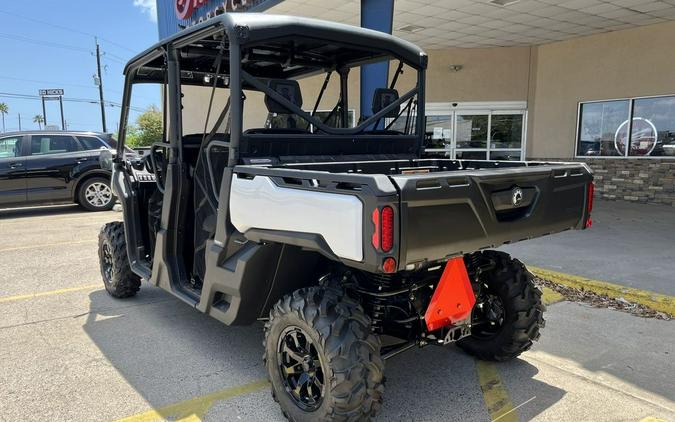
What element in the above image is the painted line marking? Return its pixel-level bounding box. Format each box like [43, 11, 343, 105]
[476, 360, 519, 422]
[0, 239, 96, 253]
[640, 417, 669, 422]
[540, 286, 565, 305]
[113, 379, 269, 422]
[0, 284, 100, 304]
[529, 266, 675, 316]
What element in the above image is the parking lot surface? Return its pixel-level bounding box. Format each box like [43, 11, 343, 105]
[0, 205, 673, 421]
[501, 200, 675, 296]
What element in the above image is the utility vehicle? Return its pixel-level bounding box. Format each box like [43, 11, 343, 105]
[98, 14, 593, 421]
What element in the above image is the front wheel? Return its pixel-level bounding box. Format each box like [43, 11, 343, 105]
[264, 286, 384, 421]
[79, 177, 116, 211]
[458, 251, 545, 361]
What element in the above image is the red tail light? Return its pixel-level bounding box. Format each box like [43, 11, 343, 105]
[371, 206, 395, 252]
[585, 182, 594, 228]
[383, 257, 397, 273]
[381, 206, 394, 252]
[371, 208, 380, 249]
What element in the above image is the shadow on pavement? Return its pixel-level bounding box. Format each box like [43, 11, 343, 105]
[82, 286, 566, 421]
[0, 204, 85, 220]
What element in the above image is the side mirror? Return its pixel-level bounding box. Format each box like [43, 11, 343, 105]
[99, 149, 113, 171]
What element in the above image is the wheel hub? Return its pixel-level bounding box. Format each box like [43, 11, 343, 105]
[277, 326, 325, 411]
[85, 182, 112, 207]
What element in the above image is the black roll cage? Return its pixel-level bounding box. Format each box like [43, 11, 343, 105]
[116, 17, 428, 167]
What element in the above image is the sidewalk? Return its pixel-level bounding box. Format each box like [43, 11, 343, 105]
[501, 199, 675, 296]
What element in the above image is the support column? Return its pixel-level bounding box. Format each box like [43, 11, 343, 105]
[360, 0, 394, 122]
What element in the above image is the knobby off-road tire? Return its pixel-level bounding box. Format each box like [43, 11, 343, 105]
[458, 251, 545, 361]
[98, 222, 141, 298]
[264, 286, 384, 422]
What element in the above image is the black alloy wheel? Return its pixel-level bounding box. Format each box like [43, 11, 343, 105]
[277, 326, 325, 411]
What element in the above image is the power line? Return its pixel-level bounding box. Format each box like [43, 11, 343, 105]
[0, 9, 138, 54]
[0, 33, 91, 54]
[0, 91, 146, 112]
[0, 76, 159, 103]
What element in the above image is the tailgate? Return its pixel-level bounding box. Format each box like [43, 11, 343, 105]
[390, 164, 593, 266]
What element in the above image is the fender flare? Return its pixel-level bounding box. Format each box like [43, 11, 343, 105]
[72, 169, 112, 201]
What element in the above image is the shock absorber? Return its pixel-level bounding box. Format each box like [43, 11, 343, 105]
[362, 273, 395, 334]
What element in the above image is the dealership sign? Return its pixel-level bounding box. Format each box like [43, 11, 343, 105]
[175, 0, 269, 20]
[39, 89, 65, 96]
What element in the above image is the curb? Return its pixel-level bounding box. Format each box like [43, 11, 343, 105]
[529, 266, 675, 316]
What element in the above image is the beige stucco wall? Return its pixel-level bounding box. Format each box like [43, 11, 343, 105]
[529, 20, 675, 159]
[422, 46, 532, 103]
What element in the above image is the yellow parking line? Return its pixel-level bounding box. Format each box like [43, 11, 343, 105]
[476, 360, 518, 422]
[0, 284, 100, 304]
[0, 240, 96, 253]
[113, 379, 269, 422]
[529, 266, 675, 316]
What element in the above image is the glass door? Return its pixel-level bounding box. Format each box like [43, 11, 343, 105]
[454, 112, 490, 160]
[418, 103, 527, 160]
[489, 112, 525, 160]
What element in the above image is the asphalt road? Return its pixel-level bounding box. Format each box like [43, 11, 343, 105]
[0, 205, 673, 421]
[501, 199, 675, 296]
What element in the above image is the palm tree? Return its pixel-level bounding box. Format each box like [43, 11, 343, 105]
[33, 114, 44, 130]
[0, 103, 8, 132]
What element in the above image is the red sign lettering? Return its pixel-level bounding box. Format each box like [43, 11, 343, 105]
[175, 0, 255, 20]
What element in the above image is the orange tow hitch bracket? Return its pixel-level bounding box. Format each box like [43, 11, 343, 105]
[424, 257, 476, 332]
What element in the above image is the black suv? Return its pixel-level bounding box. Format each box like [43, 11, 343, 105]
[0, 131, 119, 211]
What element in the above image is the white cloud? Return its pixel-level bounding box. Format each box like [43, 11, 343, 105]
[134, 0, 158, 23]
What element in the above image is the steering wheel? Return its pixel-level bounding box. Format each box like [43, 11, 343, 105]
[148, 143, 168, 193]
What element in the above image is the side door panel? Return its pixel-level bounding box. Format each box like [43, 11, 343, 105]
[25, 134, 84, 204]
[0, 135, 27, 206]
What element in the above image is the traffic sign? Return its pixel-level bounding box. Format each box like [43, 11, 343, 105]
[39, 89, 64, 96]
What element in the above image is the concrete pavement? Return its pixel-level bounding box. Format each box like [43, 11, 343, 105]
[501, 199, 675, 296]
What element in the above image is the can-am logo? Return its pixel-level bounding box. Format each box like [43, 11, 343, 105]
[175, 0, 258, 20]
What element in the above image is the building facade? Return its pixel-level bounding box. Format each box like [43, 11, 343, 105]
[156, 0, 675, 206]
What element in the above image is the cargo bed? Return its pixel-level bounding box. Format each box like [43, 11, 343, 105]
[232, 158, 593, 272]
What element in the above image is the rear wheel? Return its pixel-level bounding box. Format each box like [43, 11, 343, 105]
[79, 177, 115, 211]
[98, 222, 141, 298]
[458, 251, 545, 361]
[264, 286, 384, 421]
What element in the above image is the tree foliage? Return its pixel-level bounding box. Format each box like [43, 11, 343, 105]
[126, 106, 163, 147]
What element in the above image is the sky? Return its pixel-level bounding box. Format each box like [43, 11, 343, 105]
[0, 0, 161, 133]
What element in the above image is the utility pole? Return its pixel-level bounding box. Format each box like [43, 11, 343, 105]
[18, 113, 21, 131]
[95, 37, 107, 132]
[41, 97, 48, 127]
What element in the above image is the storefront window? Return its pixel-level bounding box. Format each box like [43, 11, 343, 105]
[577, 100, 629, 157]
[630, 96, 675, 157]
[577, 95, 675, 158]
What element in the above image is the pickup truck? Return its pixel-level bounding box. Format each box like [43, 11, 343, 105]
[98, 14, 593, 421]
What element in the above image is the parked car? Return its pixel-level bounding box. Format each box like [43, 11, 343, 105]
[0, 131, 121, 211]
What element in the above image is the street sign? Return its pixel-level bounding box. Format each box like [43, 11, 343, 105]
[39, 89, 64, 96]
[43, 96, 61, 101]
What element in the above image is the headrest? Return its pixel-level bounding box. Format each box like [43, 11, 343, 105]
[372, 88, 400, 118]
[264, 79, 303, 114]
